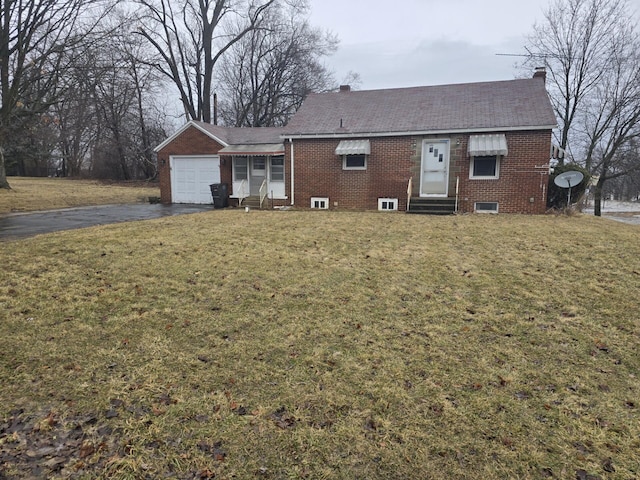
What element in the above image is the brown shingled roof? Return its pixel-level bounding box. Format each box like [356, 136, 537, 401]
[193, 122, 284, 145]
[282, 78, 556, 137]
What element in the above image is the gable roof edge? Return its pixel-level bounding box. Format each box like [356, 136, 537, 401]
[281, 124, 557, 140]
[154, 120, 229, 153]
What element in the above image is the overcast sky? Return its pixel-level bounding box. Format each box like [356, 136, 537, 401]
[308, 0, 640, 90]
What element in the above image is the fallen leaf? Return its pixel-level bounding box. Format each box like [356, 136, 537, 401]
[601, 457, 615, 473]
[79, 441, 95, 459]
[270, 406, 296, 429]
[152, 405, 166, 416]
[213, 448, 226, 461]
[198, 468, 215, 478]
[233, 405, 247, 416]
[575, 469, 601, 480]
[363, 417, 377, 431]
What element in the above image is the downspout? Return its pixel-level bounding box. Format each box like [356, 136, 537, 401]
[289, 138, 295, 205]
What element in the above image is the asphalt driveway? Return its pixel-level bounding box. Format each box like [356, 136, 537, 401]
[0, 204, 215, 241]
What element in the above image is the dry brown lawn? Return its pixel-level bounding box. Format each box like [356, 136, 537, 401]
[0, 177, 159, 214]
[1, 210, 638, 479]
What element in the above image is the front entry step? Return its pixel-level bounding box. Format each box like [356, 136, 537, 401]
[241, 196, 263, 209]
[407, 197, 456, 215]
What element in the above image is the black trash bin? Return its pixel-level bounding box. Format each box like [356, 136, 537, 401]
[210, 183, 228, 208]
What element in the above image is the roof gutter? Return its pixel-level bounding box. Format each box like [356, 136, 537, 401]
[280, 124, 557, 140]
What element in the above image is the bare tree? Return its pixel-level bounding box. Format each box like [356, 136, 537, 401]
[134, 0, 276, 123]
[49, 10, 169, 181]
[0, 0, 109, 189]
[91, 38, 168, 180]
[522, 0, 640, 215]
[53, 47, 102, 177]
[216, 0, 337, 127]
[524, 0, 630, 159]
[581, 40, 640, 215]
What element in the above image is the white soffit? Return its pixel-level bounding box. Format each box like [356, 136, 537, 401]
[335, 139, 371, 155]
[468, 134, 508, 156]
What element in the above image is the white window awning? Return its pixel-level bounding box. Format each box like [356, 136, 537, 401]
[468, 134, 508, 156]
[335, 139, 370, 155]
[218, 143, 284, 156]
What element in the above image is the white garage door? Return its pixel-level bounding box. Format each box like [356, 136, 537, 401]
[170, 156, 220, 204]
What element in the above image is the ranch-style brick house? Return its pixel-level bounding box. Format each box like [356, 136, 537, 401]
[156, 69, 557, 214]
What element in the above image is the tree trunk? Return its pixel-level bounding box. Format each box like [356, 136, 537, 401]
[593, 177, 605, 217]
[0, 146, 11, 189]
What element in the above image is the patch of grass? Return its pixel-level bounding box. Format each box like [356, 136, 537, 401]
[1, 211, 639, 479]
[0, 177, 160, 214]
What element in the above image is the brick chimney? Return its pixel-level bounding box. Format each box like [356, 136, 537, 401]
[339, 85, 351, 92]
[533, 67, 546, 83]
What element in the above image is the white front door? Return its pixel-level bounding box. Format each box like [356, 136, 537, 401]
[170, 156, 220, 204]
[250, 157, 266, 196]
[420, 140, 449, 196]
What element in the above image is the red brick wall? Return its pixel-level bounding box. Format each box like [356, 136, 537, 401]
[292, 137, 415, 210]
[290, 130, 551, 214]
[156, 126, 230, 204]
[456, 131, 551, 214]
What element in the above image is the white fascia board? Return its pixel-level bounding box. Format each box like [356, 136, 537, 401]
[281, 124, 557, 140]
[154, 120, 229, 152]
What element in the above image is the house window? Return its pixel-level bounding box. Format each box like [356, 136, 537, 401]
[270, 156, 284, 181]
[343, 154, 367, 170]
[311, 197, 329, 209]
[234, 157, 248, 181]
[378, 198, 398, 211]
[475, 202, 499, 213]
[470, 155, 500, 179]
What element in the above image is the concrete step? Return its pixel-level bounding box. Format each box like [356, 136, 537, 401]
[240, 196, 263, 209]
[407, 197, 456, 215]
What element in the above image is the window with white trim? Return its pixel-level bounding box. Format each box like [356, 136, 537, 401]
[470, 155, 500, 179]
[378, 198, 398, 211]
[342, 154, 367, 170]
[270, 156, 284, 181]
[233, 157, 248, 181]
[475, 202, 499, 213]
[311, 197, 329, 209]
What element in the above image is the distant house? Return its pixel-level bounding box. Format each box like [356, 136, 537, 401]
[155, 69, 556, 213]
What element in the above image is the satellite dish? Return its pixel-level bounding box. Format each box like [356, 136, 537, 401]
[553, 170, 584, 206]
[554, 171, 584, 188]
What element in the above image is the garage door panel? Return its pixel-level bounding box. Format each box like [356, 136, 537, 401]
[171, 156, 221, 204]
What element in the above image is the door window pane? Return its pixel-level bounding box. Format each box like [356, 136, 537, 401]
[252, 157, 266, 171]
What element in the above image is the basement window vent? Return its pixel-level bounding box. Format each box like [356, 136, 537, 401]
[475, 202, 499, 213]
[311, 197, 329, 209]
[378, 198, 398, 211]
